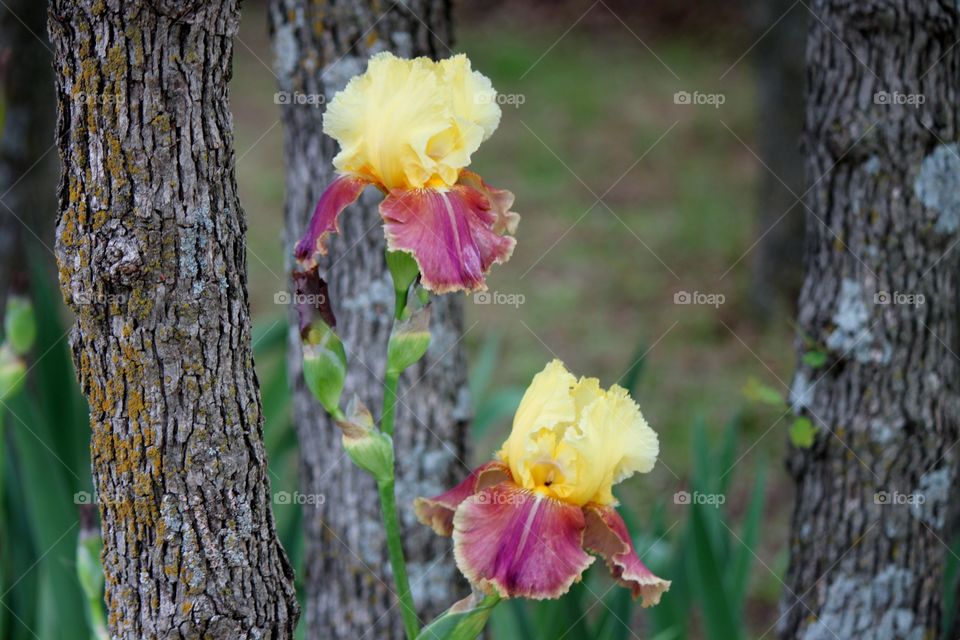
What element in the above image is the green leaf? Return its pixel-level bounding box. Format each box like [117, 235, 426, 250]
[416, 593, 500, 640]
[789, 417, 817, 448]
[801, 350, 827, 368]
[689, 502, 741, 640]
[729, 461, 766, 606]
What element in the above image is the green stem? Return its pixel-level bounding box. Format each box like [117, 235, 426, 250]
[381, 370, 400, 437]
[378, 478, 420, 639]
[375, 299, 417, 638]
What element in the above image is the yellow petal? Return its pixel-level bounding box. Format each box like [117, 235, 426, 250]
[498, 359, 576, 486]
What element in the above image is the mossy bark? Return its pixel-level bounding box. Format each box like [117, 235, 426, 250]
[268, 2, 471, 638]
[49, 1, 299, 637]
[780, 2, 960, 638]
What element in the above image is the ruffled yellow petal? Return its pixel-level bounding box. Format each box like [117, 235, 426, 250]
[564, 384, 659, 506]
[322, 52, 501, 191]
[439, 54, 501, 141]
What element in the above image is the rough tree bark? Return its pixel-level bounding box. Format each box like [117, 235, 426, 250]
[268, 2, 471, 638]
[49, 2, 299, 637]
[0, 0, 56, 313]
[749, 0, 806, 318]
[779, 2, 960, 638]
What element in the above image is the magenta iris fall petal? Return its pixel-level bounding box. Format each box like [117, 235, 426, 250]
[583, 504, 671, 608]
[414, 462, 511, 536]
[380, 185, 516, 294]
[452, 484, 594, 600]
[294, 175, 368, 266]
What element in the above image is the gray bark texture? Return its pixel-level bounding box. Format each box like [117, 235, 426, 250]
[49, 1, 299, 637]
[0, 0, 56, 313]
[267, 2, 472, 638]
[750, 0, 806, 318]
[779, 2, 960, 639]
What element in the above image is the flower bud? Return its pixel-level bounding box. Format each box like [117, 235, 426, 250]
[387, 305, 431, 375]
[337, 396, 394, 483]
[294, 267, 348, 416]
[386, 250, 420, 312]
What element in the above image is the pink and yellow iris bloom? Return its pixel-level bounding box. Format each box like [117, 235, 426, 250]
[416, 360, 671, 605]
[295, 52, 519, 294]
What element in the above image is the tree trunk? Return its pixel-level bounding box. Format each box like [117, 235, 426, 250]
[749, 0, 806, 318]
[49, 2, 299, 637]
[779, 2, 960, 638]
[268, 2, 470, 638]
[0, 0, 56, 312]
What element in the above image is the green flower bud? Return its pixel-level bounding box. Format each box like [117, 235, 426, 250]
[4, 295, 36, 355]
[337, 396, 394, 483]
[294, 266, 348, 417]
[302, 324, 348, 418]
[386, 250, 420, 314]
[387, 305, 431, 375]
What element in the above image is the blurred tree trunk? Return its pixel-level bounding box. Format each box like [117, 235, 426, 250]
[268, 2, 471, 638]
[48, 2, 298, 638]
[0, 0, 55, 314]
[749, 0, 805, 317]
[780, 2, 959, 638]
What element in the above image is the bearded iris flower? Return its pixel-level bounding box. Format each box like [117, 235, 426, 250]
[295, 52, 519, 294]
[416, 360, 670, 605]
